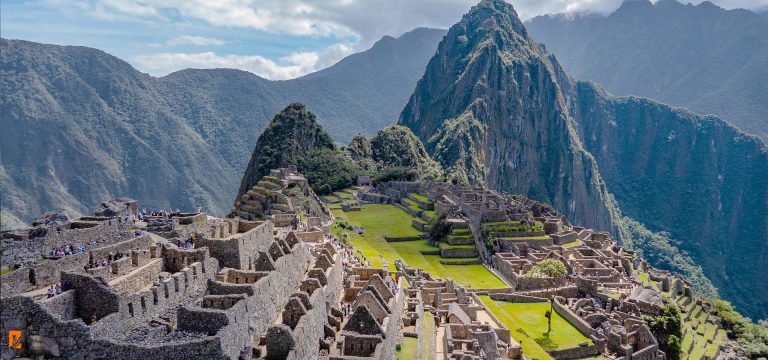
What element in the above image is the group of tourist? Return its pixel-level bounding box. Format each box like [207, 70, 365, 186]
[46, 284, 62, 298]
[177, 234, 196, 250]
[49, 244, 85, 257]
[84, 259, 108, 270]
[141, 208, 183, 218]
[83, 252, 123, 271]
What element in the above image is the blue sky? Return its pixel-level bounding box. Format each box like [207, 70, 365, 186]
[3, 0, 766, 79]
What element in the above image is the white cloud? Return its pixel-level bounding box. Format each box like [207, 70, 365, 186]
[43, 0, 768, 50]
[166, 35, 226, 47]
[39, 0, 768, 78]
[132, 42, 354, 79]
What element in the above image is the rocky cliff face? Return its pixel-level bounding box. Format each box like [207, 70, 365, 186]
[399, 0, 621, 237]
[572, 82, 768, 319]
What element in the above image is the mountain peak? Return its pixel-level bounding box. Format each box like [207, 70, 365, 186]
[460, 0, 528, 39]
[615, 0, 654, 15]
[398, 0, 620, 236]
[234, 103, 335, 202]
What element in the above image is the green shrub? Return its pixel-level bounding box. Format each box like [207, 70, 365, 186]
[374, 167, 419, 183]
[643, 304, 682, 359]
[711, 299, 768, 358]
[297, 149, 361, 195]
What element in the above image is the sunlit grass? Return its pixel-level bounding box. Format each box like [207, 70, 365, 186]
[478, 296, 593, 359]
[331, 204, 505, 289]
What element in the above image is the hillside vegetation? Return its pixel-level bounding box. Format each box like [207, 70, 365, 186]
[0, 28, 446, 226]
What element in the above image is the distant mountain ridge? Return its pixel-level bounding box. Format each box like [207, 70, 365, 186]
[0, 27, 446, 226]
[525, 0, 768, 140]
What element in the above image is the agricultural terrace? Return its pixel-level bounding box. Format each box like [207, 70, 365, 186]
[636, 270, 727, 359]
[331, 203, 505, 289]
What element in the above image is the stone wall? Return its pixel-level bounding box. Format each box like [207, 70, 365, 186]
[1, 296, 94, 360]
[440, 247, 479, 258]
[91, 338, 227, 360]
[40, 290, 77, 321]
[516, 276, 566, 291]
[488, 293, 548, 303]
[375, 181, 421, 200]
[163, 247, 210, 273]
[492, 255, 520, 289]
[89, 235, 153, 263]
[552, 298, 600, 339]
[0, 267, 33, 296]
[548, 344, 600, 360]
[378, 278, 407, 360]
[196, 221, 273, 270]
[61, 272, 121, 324]
[31, 252, 90, 289]
[244, 242, 314, 357]
[45, 224, 133, 252]
[498, 238, 554, 250]
[264, 249, 344, 359]
[286, 281, 338, 359]
[0, 236, 45, 268]
[108, 258, 163, 294]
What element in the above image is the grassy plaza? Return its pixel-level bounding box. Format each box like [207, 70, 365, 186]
[331, 204, 505, 289]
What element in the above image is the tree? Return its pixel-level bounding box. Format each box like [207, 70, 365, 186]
[643, 304, 682, 359]
[523, 258, 568, 333]
[297, 149, 362, 195]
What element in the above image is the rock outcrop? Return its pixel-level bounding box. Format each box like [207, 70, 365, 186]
[31, 210, 70, 228]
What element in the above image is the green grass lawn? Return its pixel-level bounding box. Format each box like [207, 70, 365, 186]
[637, 272, 650, 286]
[562, 239, 581, 248]
[479, 296, 593, 360]
[323, 195, 341, 203]
[482, 220, 516, 227]
[401, 198, 423, 213]
[333, 190, 356, 200]
[332, 204, 505, 289]
[395, 337, 418, 360]
[448, 234, 473, 239]
[409, 192, 432, 203]
[450, 229, 472, 236]
[438, 242, 476, 250]
[422, 312, 435, 360]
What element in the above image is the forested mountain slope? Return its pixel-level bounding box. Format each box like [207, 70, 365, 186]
[526, 0, 768, 140]
[0, 28, 445, 225]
